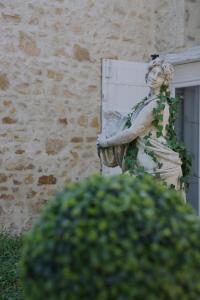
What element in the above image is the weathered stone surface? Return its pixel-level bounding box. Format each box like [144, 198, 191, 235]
[185, 0, 200, 46]
[0, 194, 14, 200]
[71, 25, 82, 33]
[55, 7, 64, 15]
[24, 175, 34, 184]
[13, 180, 22, 185]
[15, 149, 25, 154]
[19, 31, 40, 56]
[47, 70, 64, 81]
[2, 117, 17, 124]
[0, 174, 7, 183]
[90, 116, 99, 129]
[26, 190, 37, 199]
[154, 0, 185, 51]
[38, 175, 57, 185]
[46, 138, 65, 155]
[0, 187, 8, 192]
[10, 107, 16, 113]
[29, 16, 39, 25]
[73, 44, 91, 61]
[101, 53, 119, 60]
[15, 83, 30, 94]
[54, 47, 68, 57]
[2, 13, 21, 24]
[113, 4, 126, 16]
[0, 205, 4, 216]
[71, 137, 83, 143]
[88, 85, 97, 92]
[12, 187, 19, 193]
[86, 137, 97, 143]
[0, 74, 9, 90]
[51, 85, 60, 96]
[63, 89, 76, 98]
[58, 117, 68, 125]
[3, 100, 12, 107]
[6, 163, 35, 171]
[82, 151, 94, 158]
[69, 151, 79, 167]
[78, 115, 88, 127]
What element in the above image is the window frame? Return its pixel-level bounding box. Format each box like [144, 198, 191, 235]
[163, 47, 200, 215]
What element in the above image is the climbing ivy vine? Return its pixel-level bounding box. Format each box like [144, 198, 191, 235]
[124, 96, 147, 176]
[165, 92, 192, 187]
[124, 87, 192, 189]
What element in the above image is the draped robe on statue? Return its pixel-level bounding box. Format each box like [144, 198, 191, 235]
[100, 97, 184, 193]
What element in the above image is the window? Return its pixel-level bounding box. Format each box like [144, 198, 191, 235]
[172, 61, 200, 214]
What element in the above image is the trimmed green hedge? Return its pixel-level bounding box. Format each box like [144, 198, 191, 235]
[0, 233, 23, 300]
[21, 174, 200, 300]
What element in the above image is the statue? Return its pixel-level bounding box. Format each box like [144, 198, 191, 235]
[97, 56, 190, 199]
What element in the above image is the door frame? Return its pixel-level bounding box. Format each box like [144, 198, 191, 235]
[163, 46, 200, 214]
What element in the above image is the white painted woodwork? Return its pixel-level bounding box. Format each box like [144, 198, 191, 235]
[101, 59, 148, 175]
[172, 61, 200, 91]
[161, 46, 200, 65]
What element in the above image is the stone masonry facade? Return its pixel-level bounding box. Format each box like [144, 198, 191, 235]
[0, 0, 199, 233]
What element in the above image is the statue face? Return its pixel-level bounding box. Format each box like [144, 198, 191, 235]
[146, 66, 165, 90]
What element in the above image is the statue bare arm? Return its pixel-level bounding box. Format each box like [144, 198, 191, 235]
[104, 100, 157, 147]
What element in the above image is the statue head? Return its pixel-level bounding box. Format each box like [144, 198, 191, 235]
[145, 57, 174, 94]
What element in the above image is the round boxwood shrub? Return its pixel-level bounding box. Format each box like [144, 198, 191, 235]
[21, 174, 200, 300]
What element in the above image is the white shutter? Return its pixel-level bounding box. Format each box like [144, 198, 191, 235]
[101, 59, 148, 175]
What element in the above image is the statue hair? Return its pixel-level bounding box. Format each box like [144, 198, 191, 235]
[145, 57, 174, 87]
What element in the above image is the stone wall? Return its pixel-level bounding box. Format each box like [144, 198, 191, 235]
[0, 0, 199, 233]
[0, 0, 156, 233]
[154, 0, 185, 52]
[185, 0, 200, 47]
[154, 0, 200, 51]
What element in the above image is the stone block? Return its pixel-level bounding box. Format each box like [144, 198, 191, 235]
[71, 137, 83, 143]
[13, 180, 22, 186]
[15, 149, 25, 154]
[0, 194, 14, 201]
[2, 117, 17, 124]
[73, 44, 91, 61]
[2, 13, 21, 24]
[3, 100, 12, 107]
[78, 115, 88, 127]
[7, 163, 35, 171]
[19, 31, 40, 56]
[38, 175, 57, 185]
[46, 138, 65, 155]
[47, 70, 64, 81]
[63, 89, 76, 98]
[24, 175, 34, 184]
[0, 74, 9, 90]
[0, 187, 8, 192]
[0, 174, 8, 183]
[58, 118, 68, 125]
[86, 137, 97, 143]
[90, 116, 99, 129]
[15, 83, 30, 95]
